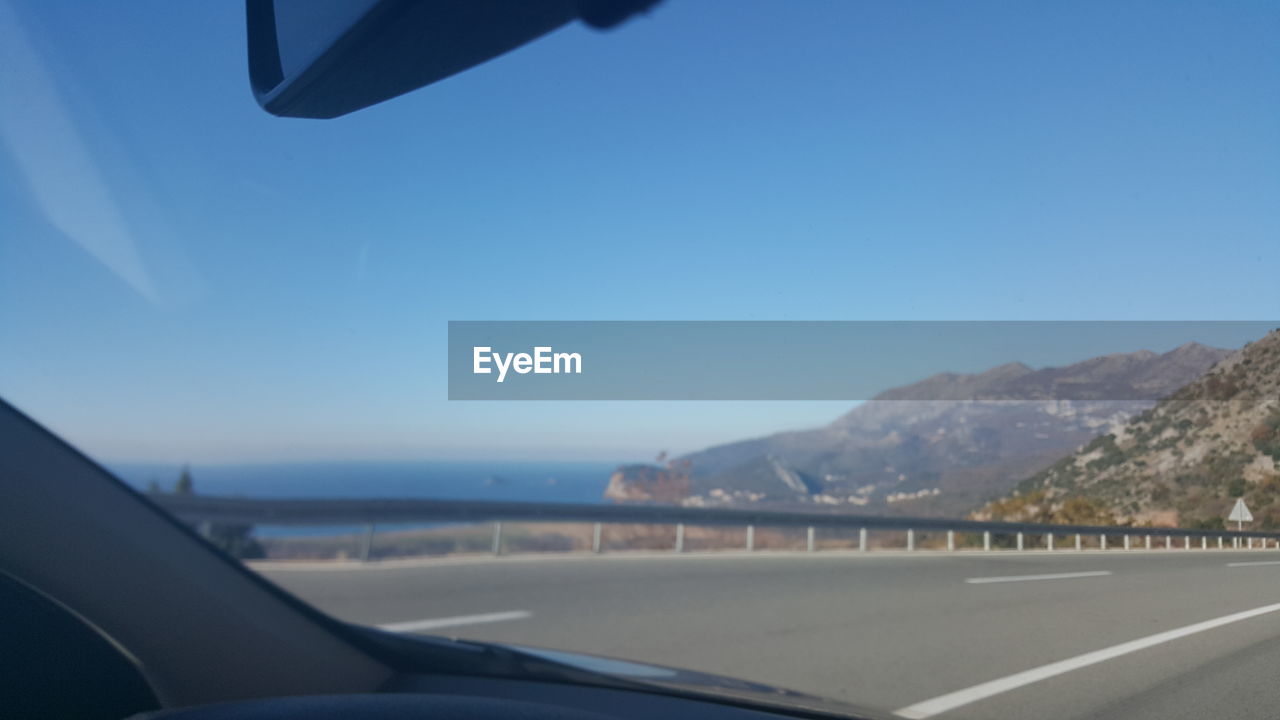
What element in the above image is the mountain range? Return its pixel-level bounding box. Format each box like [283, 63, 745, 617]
[607, 342, 1233, 516]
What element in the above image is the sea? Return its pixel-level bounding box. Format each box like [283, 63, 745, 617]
[108, 460, 616, 537]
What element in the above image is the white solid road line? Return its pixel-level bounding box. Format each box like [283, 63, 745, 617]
[377, 610, 532, 633]
[894, 601, 1280, 719]
[964, 571, 1112, 584]
[1227, 560, 1280, 567]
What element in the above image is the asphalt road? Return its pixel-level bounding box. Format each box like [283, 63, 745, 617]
[259, 549, 1280, 720]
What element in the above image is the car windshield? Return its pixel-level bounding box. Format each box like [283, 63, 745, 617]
[3, 1, 1279, 718]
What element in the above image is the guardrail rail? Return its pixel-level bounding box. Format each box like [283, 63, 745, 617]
[154, 495, 1280, 562]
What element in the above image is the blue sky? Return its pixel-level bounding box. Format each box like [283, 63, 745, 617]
[0, 0, 1277, 463]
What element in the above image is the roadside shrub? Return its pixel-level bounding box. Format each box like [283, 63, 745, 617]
[1250, 411, 1280, 461]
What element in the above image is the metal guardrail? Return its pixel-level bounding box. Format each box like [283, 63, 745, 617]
[155, 495, 1280, 561]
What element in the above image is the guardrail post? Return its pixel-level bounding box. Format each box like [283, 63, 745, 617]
[1185, 536, 1190, 550]
[1201, 536, 1207, 550]
[491, 522, 503, 556]
[907, 529, 915, 551]
[1166, 535, 1172, 549]
[807, 526, 815, 552]
[1100, 534, 1107, 550]
[592, 522, 602, 553]
[984, 531, 992, 552]
[1123, 535, 1130, 551]
[1075, 533, 1081, 551]
[1145, 535, 1151, 550]
[359, 523, 375, 563]
[746, 524, 755, 552]
[675, 523, 685, 553]
[1248, 537, 1254, 550]
[947, 530, 955, 552]
[1046, 533, 1053, 551]
[859, 527, 868, 552]
[1218, 536, 1223, 549]
[1016, 532, 1023, 551]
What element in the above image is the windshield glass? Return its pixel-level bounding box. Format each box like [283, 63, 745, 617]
[3, 1, 1279, 718]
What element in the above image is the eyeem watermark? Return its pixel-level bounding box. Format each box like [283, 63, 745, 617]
[473, 346, 583, 383]
[450, 321, 1277, 400]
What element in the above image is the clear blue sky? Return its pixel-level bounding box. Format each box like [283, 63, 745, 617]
[0, 0, 1276, 463]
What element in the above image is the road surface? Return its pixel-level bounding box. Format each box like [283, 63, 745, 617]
[258, 549, 1280, 719]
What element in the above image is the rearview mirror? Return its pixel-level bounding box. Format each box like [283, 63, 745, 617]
[247, 0, 661, 119]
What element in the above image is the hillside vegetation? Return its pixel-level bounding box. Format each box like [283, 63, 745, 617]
[983, 330, 1280, 529]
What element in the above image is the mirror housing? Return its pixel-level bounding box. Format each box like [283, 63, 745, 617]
[247, 0, 660, 119]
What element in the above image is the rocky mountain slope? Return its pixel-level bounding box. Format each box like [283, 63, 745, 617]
[610, 342, 1232, 515]
[984, 330, 1280, 528]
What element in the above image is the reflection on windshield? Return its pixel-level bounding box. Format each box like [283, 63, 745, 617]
[2, 0, 1278, 716]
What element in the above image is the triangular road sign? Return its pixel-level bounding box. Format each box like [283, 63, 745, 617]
[1228, 498, 1253, 523]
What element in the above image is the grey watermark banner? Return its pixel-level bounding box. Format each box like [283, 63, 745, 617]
[448, 321, 1276, 401]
